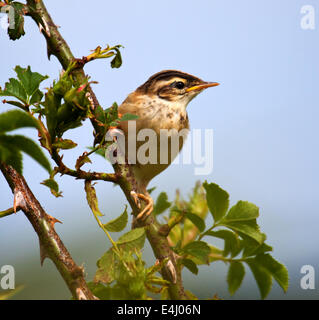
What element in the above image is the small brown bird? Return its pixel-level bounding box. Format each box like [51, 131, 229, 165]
[117, 70, 219, 219]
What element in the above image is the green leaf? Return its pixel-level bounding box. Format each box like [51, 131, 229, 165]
[0, 144, 23, 174]
[104, 206, 128, 232]
[182, 241, 211, 264]
[14, 66, 48, 97]
[255, 254, 289, 293]
[205, 230, 241, 257]
[88, 146, 106, 158]
[203, 182, 229, 222]
[223, 201, 259, 222]
[246, 258, 272, 299]
[0, 135, 51, 173]
[0, 110, 39, 133]
[87, 282, 112, 300]
[181, 258, 198, 275]
[41, 178, 62, 197]
[153, 192, 171, 215]
[84, 181, 104, 217]
[185, 212, 205, 232]
[120, 113, 139, 121]
[147, 186, 156, 194]
[227, 261, 245, 295]
[110, 47, 123, 68]
[29, 89, 44, 105]
[242, 239, 273, 258]
[95, 249, 116, 284]
[116, 227, 146, 250]
[219, 202, 264, 244]
[220, 220, 265, 244]
[43, 88, 60, 138]
[52, 139, 78, 150]
[0, 78, 27, 104]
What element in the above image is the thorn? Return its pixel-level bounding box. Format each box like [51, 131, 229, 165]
[39, 240, 49, 266]
[76, 288, 87, 300]
[166, 259, 177, 284]
[46, 214, 62, 228]
[13, 190, 25, 213]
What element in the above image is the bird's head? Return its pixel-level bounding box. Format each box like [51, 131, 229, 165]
[136, 70, 219, 106]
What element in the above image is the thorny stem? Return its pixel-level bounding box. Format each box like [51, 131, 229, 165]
[22, 0, 187, 299]
[0, 163, 96, 300]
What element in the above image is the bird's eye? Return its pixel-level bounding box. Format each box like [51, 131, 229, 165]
[172, 81, 185, 90]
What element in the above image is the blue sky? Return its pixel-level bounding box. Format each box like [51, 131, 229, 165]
[0, 0, 318, 299]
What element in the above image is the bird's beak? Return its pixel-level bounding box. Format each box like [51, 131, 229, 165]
[186, 82, 220, 92]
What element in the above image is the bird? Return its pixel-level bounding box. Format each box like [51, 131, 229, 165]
[115, 70, 219, 220]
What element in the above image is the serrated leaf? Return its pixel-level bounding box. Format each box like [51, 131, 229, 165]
[227, 261, 245, 295]
[223, 201, 259, 222]
[29, 89, 44, 105]
[182, 241, 210, 263]
[116, 227, 146, 250]
[153, 192, 171, 215]
[0, 78, 27, 103]
[205, 230, 241, 257]
[203, 181, 229, 222]
[220, 220, 265, 244]
[255, 254, 289, 293]
[246, 258, 272, 299]
[0, 110, 39, 133]
[120, 113, 139, 121]
[41, 178, 62, 197]
[14, 66, 48, 97]
[181, 258, 198, 275]
[53, 139, 77, 150]
[0, 135, 51, 173]
[242, 239, 273, 258]
[104, 206, 128, 232]
[185, 212, 205, 232]
[186, 245, 224, 265]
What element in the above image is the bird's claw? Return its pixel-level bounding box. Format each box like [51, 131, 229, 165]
[130, 191, 153, 221]
[130, 191, 141, 209]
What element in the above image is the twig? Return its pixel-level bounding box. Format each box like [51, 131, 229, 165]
[0, 162, 96, 300]
[51, 149, 118, 183]
[0, 207, 17, 218]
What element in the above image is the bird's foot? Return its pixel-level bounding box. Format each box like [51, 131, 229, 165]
[130, 191, 154, 221]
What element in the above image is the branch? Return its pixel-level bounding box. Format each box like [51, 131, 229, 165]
[0, 162, 96, 300]
[51, 149, 118, 183]
[25, 0, 187, 299]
